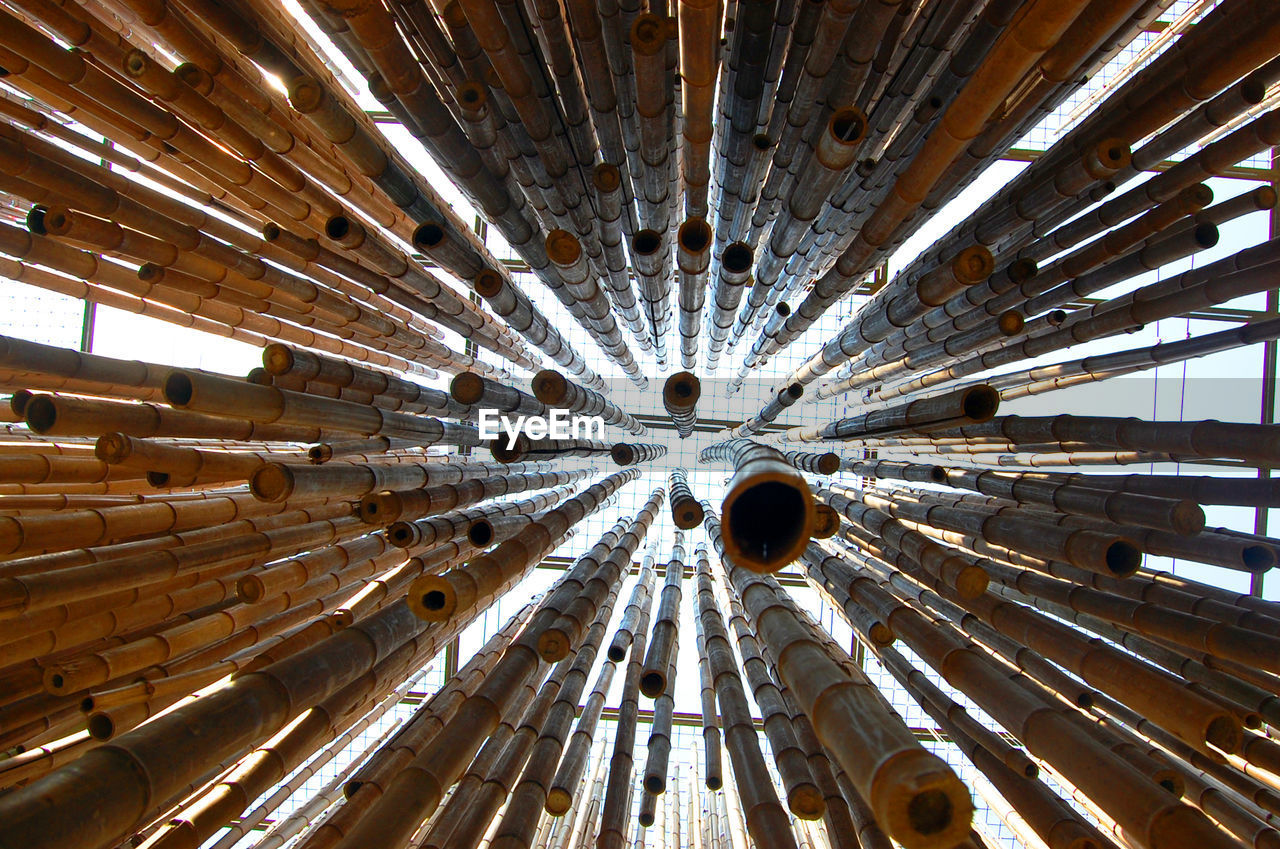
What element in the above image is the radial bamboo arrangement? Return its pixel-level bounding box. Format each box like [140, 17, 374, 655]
[0, 2, 1278, 849]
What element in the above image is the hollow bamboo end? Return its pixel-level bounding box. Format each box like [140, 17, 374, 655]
[468, 521, 495, 547]
[639, 670, 666, 698]
[87, 711, 117, 741]
[250, 464, 294, 503]
[638, 809, 655, 826]
[952, 245, 994, 284]
[632, 229, 662, 256]
[308, 445, 331, 464]
[871, 751, 973, 849]
[491, 434, 527, 464]
[450, 371, 485, 404]
[357, 493, 397, 524]
[1193, 222, 1219, 249]
[536, 628, 572, 662]
[407, 575, 456, 622]
[24, 394, 57, 434]
[954, 565, 988, 599]
[960, 385, 1000, 423]
[1089, 137, 1131, 177]
[387, 521, 420, 548]
[531, 369, 567, 404]
[413, 221, 446, 250]
[545, 788, 572, 815]
[996, 310, 1023, 336]
[1007, 258, 1037, 284]
[1103, 540, 1141, 577]
[787, 783, 826, 820]
[474, 269, 503, 297]
[723, 242, 753, 274]
[545, 229, 581, 266]
[677, 218, 712, 253]
[722, 468, 815, 572]
[673, 499, 705, 530]
[95, 432, 130, 462]
[8, 389, 31, 417]
[237, 574, 266, 604]
[812, 503, 840, 539]
[705, 775, 722, 790]
[592, 163, 620, 193]
[663, 372, 701, 408]
[611, 443, 635, 465]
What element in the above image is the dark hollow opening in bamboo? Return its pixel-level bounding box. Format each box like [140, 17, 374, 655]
[706, 775, 722, 790]
[906, 788, 953, 836]
[633, 230, 661, 255]
[48, 673, 64, 690]
[389, 525, 414, 546]
[1193, 222, 1219, 248]
[325, 216, 351, 241]
[785, 383, 803, 401]
[776, 302, 791, 317]
[80, 696, 95, 712]
[728, 481, 807, 565]
[639, 811, 655, 827]
[1243, 545, 1273, 571]
[961, 386, 1000, 422]
[87, 713, 115, 741]
[414, 222, 445, 248]
[679, 220, 711, 252]
[24, 395, 57, 433]
[679, 507, 701, 526]
[147, 471, 171, 487]
[607, 645, 626, 662]
[459, 83, 483, 105]
[9, 390, 31, 417]
[164, 373, 195, 406]
[262, 223, 282, 241]
[1104, 541, 1142, 576]
[674, 382, 693, 399]
[469, 523, 494, 546]
[643, 775, 664, 795]
[752, 134, 772, 152]
[420, 590, 447, 611]
[831, 113, 863, 143]
[723, 243, 753, 273]
[474, 270, 503, 297]
[640, 671, 665, 697]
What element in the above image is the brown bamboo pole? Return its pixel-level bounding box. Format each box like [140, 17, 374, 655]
[703, 508, 975, 849]
[661, 372, 700, 439]
[605, 540, 659, 663]
[0, 572, 480, 849]
[783, 385, 999, 443]
[693, 538, 802, 845]
[593, 547, 657, 849]
[724, 590, 827, 820]
[406, 469, 639, 623]
[487, 579, 622, 849]
[677, 217, 713, 369]
[609, 443, 668, 466]
[698, 438, 816, 572]
[640, 533, 685, 698]
[472, 268, 606, 393]
[706, 242, 753, 372]
[328, 505, 652, 849]
[729, 383, 804, 437]
[536, 488, 663, 661]
[531, 369, 646, 435]
[669, 468, 705, 529]
[359, 467, 578, 525]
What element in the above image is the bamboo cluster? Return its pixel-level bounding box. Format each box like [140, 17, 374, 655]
[0, 0, 1279, 847]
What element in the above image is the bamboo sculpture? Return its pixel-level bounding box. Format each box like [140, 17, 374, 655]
[1, 1, 1280, 848]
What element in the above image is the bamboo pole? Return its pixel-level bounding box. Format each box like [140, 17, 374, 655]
[662, 371, 701, 438]
[698, 439, 816, 572]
